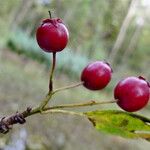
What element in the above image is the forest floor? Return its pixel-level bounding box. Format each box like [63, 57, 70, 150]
[0, 49, 150, 150]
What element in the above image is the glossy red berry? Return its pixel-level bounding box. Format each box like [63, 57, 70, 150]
[36, 18, 69, 53]
[81, 61, 112, 90]
[114, 76, 150, 112]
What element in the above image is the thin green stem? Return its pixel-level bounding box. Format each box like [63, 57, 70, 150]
[42, 109, 84, 116]
[35, 53, 56, 112]
[38, 92, 53, 111]
[48, 100, 117, 109]
[48, 10, 52, 19]
[29, 99, 117, 116]
[39, 81, 83, 109]
[49, 52, 56, 92]
[53, 82, 83, 94]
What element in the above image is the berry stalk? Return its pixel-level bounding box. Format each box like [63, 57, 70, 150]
[48, 100, 117, 109]
[41, 109, 84, 116]
[48, 10, 52, 19]
[53, 82, 83, 94]
[49, 52, 56, 92]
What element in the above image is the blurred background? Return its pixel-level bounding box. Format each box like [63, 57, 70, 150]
[0, 0, 150, 149]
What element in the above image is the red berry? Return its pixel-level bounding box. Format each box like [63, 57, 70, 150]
[81, 61, 112, 90]
[114, 76, 150, 112]
[36, 18, 69, 53]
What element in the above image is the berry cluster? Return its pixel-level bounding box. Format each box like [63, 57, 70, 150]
[36, 14, 150, 112]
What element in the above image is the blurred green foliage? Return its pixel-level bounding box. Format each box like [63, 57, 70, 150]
[0, 0, 150, 79]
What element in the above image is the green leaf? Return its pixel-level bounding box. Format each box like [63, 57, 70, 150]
[85, 110, 150, 141]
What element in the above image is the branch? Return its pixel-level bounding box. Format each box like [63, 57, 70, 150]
[0, 99, 116, 134]
[0, 107, 32, 134]
[0, 52, 58, 134]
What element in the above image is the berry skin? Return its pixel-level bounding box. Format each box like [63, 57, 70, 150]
[81, 61, 112, 90]
[36, 18, 69, 53]
[114, 76, 150, 112]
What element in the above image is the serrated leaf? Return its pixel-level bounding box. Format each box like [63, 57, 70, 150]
[85, 110, 150, 141]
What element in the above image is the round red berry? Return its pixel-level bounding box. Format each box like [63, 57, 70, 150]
[81, 61, 112, 90]
[36, 18, 69, 53]
[114, 76, 150, 112]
